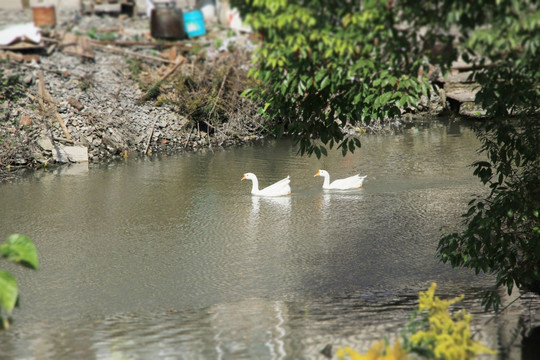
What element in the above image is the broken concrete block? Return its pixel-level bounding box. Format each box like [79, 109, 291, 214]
[52, 144, 88, 163]
[37, 137, 53, 151]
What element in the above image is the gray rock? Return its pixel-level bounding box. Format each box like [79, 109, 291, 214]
[37, 137, 54, 151]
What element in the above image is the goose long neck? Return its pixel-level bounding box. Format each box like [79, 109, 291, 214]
[322, 173, 330, 188]
[250, 176, 259, 193]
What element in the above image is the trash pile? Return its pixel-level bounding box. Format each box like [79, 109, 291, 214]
[0, 2, 261, 180]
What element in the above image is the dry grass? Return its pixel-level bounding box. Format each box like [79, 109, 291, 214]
[136, 47, 264, 140]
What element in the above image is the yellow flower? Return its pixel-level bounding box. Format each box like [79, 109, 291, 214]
[337, 340, 409, 360]
[338, 283, 495, 360]
[411, 283, 496, 360]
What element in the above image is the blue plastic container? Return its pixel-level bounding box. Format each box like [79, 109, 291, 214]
[183, 10, 206, 38]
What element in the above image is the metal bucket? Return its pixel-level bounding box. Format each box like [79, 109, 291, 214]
[150, 2, 185, 40]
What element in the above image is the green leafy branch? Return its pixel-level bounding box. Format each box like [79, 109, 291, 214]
[0, 234, 38, 329]
[235, 0, 431, 157]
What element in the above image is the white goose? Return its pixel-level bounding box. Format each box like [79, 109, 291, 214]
[241, 173, 291, 196]
[314, 169, 367, 190]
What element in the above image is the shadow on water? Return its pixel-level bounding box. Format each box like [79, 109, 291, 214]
[0, 118, 539, 359]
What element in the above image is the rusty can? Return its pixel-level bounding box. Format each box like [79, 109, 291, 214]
[32, 6, 56, 27]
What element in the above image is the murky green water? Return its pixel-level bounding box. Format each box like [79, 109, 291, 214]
[0, 119, 538, 359]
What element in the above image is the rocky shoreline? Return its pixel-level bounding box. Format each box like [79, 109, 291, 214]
[0, 7, 266, 180]
[0, 7, 479, 182]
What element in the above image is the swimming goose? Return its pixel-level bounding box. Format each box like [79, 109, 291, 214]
[242, 173, 291, 196]
[314, 169, 367, 190]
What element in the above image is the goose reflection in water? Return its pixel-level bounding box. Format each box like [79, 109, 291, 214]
[317, 190, 365, 217]
[251, 195, 292, 216]
[247, 195, 292, 239]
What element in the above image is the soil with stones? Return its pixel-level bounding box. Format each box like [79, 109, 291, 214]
[0, 7, 263, 181]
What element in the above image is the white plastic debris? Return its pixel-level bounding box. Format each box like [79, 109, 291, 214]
[0, 23, 41, 46]
[227, 8, 251, 33]
[146, 0, 154, 18]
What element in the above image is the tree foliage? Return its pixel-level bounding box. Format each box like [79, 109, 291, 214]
[432, 0, 540, 310]
[0, 234, 38, 329]
[234, 0, 540, 310]
[235, 0, 431, 157]
[438, 117, 540, 310]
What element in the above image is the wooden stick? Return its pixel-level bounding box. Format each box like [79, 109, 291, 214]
[16, 61, 86, 78]
[92, 43, 174, 64]
[90, 39, 192, 50]
[53, 137, 74, 144]
[159, 57, 186, 82]
[145, 118, 158, 154]
[50, 101, 72, 141]
[37, 72, 46, 112]
[114, 84, 121, 98]
[208, 68, 229, 117]
[203, 120, 225, 136]
[141, 58, 186, 102]
[184, 125, 195, 146]
[38, 71, 73, 140]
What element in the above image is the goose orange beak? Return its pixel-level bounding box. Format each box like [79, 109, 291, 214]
[241, 174, 247, 181]
[314, 170, 321, 177]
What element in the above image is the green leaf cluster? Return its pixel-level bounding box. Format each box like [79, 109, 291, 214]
[438, 117, 540, 311]
[86, 26, 116, 42]
[0, 234, 38, 329]
[463, 2, 540, 118]
[432, 0, 540, 310]
[234, 0, 430, 157]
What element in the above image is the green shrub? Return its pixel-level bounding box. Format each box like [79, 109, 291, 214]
[0, 234, 38, 329]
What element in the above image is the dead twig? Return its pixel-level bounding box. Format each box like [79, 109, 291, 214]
[208, 67, 230, 118]
[114, 84, 121, 98]
[90, 39, 192, 51]
[203, 120, 225, 136]
[38, 71, 72, 140]
[145, 118, 158, 155]
[92, 43, 174, 64]
[159, 56, 186, 82]
[53, 137, 74, 144]
[37, 73, 46, 112]
[185, 126, 195, 146]
[140, 58, 186, 102]
[14, 61, 87, 78]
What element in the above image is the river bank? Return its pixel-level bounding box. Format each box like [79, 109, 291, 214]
[0, 6, 477, 182]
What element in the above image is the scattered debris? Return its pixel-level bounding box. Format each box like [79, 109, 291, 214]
[61, 33, 94, 59]
[0, 22, 41, 47]
[67, 96, 84, 111]
[0, 6, 264, 180]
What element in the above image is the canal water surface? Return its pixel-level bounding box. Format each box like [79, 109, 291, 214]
[0, 119, 538, 359]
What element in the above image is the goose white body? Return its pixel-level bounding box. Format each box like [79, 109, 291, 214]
[314, 169, 367, 190]
[242, 173, 291, 196]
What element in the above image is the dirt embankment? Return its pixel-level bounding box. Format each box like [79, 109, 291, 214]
[0, 7, 263, 181]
